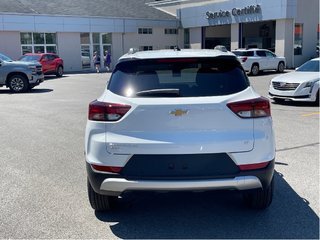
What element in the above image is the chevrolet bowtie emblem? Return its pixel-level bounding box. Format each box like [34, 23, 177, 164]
[170, 109, 188, 116]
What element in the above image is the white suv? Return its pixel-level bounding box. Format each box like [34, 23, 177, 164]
[85, 49, 275, 211]
[232, 49, 286, 76]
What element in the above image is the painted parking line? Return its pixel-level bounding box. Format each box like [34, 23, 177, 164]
[302, 112, 320, 117]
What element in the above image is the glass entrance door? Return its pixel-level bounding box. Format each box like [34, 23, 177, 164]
[80, 32, 112, 70]
[81, 45, 91, 69]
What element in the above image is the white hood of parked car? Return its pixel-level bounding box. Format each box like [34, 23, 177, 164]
[272, 71, 319, 83]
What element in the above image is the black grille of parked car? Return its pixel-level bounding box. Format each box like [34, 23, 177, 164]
[272, 82, 299, 91]
[36, 66, 43, 75]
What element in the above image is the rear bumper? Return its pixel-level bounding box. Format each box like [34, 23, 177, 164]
[87, 159, 274, 196]
[100, 176, 262, 194]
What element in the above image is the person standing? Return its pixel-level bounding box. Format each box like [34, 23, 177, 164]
[104, 50, 111, 72]
[93, 51, 101, 73]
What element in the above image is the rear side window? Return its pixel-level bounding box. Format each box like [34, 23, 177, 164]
[48, 54, 57, 60]
[108, 57, 250, 98]
[232, 51, 254, 57]
[256, 51, 267, 57]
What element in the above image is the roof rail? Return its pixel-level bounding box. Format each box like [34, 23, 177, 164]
[214, 45, 227, 52]
[128, 48, 139, 54]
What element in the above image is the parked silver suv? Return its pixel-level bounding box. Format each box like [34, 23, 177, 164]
[0, 53, 44, 93]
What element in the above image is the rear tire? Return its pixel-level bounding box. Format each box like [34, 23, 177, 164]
[87, 179, 117, 211]
[277, 62, 285, 73]
[250, 64, 259, 76]
[8, 75, 29, 93]
[56, 66, 63, 77]
[243, 177, 274, 209]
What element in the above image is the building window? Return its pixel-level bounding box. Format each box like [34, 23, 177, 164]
[294, 24, 303, 55]
[102, 33, 112, 60]
[165, 46, 176, 49]
[20, 32, 32, 44]
[92, 32, 101, 57]
[20, 32, 57, 54]
[139, 46, 153, 51]
[80, 33, 90, 44]
[138, 28, 152, 34]
[80, 33, 91, 69]
[184, 29, 190, 49]
[165, 28, 178, 34]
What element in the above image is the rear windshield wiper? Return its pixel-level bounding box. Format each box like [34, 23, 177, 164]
[136, 89, 180, 97]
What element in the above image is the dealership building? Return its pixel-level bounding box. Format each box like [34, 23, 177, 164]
[0, 0, 319, 71]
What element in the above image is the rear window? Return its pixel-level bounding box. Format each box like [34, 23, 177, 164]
[19, 55, 41, 61]
[232, 51, 254, 57]
[108, 57, 249, 98]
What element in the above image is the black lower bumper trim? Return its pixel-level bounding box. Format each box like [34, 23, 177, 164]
[269, 92, 309, 99]
[86, 159, 274, 195]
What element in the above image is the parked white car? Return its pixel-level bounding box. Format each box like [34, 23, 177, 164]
[269, 58, 320, 104]
[85, 49, 276, 211]
[232, 49, 286, 76]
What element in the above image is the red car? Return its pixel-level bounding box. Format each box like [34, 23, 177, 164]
[19, 53, 64, 77]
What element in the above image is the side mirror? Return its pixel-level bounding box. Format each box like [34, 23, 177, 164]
[295, 67, 298, 71]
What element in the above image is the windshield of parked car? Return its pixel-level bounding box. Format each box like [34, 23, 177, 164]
[296, 60, 320, 72]
[108, 57, 250, 98]
[0, 53, 13, 62]
[19, 55, 41, 62]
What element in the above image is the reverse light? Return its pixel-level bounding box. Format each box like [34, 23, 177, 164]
[227, 97, 271, 118]
[88, 100, 131, 121]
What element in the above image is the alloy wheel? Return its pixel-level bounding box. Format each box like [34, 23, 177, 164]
[10, 77, 25, 92]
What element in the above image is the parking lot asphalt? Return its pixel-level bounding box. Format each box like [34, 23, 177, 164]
[0, 71, 319, 239]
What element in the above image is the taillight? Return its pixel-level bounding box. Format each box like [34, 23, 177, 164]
[227, 97, 271, 118]
[91, 164, 122, 173]
[88, 100, 131, 121]
[239, 161, 270, 171]
[241, 57, 248, 62]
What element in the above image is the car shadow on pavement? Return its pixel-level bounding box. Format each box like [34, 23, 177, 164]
[28, 88, 53, 93]
[95, 171, 319, 239]
[249, 70, 290, 77]
[0, 88, 53, 94]
[271, 101, 319, 107]
[44, 75, 68, 81]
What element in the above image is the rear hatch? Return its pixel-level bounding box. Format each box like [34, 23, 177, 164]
[105, 57, 254, 155]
